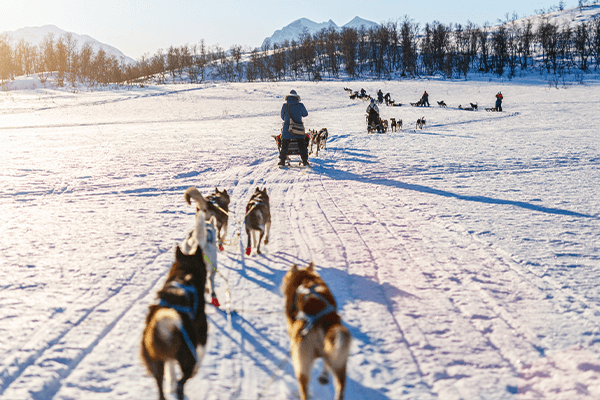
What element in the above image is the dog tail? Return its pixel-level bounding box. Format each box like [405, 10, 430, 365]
[184, 186, 207, 211]
[324, 324, 351, 368]
[181, 209, 209, 256]
[143, 308, 183, 361]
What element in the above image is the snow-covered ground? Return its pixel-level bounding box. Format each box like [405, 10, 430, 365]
[1, 76, 599, 400]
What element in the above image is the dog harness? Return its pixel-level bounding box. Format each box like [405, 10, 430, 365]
[208, 197, 229, 217]
[157, 281, 200, 362]
[295, 284, 336, 337]
[245, 198, 264, 218]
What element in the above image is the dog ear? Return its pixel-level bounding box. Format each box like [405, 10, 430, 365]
[176, 245, 184, 259]
[307, 262, 315, 272]
[290, 264, 298, 273]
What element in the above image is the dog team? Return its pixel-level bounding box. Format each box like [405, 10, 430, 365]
[141, 186, 351, 400]
[349, 87, 504, 134]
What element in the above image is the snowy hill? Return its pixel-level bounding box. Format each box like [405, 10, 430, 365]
[262, 16, 379, 47]
[515, 4, 600, 28]
[1, 24, 136, 64]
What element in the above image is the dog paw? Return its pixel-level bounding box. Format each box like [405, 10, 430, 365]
[218, 244, 224, 251]
[245, 247, 251, 256]
[211, 297, 220, 307]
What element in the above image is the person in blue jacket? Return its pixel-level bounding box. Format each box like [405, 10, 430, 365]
[279, 90, 309, 166]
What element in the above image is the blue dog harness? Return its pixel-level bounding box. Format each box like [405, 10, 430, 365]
[295, 284, 336, 337]
[157, 281, 200, 362]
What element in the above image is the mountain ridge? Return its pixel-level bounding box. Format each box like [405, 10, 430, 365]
[1, 24, 136, 64]
[262, 16, 379, 48]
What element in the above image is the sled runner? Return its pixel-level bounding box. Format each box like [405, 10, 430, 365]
[485, 107, 501, 112]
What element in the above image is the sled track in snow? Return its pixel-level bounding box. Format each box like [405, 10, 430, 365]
[0, 247, 172, 398]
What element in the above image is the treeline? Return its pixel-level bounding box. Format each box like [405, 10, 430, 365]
[2, 9, 600, 87]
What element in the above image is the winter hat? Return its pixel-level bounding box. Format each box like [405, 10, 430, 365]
[286, 89, 300, 101]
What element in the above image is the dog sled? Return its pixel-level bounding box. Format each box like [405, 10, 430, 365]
[410, 99, 427, 107]
[366, 115, 387, 133]
[272, 133, 311, 165]
[485, 107, 501, 112]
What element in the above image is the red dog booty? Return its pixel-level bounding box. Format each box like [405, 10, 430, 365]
[218, 244, 224, 252]
[245, 247, 251, 256]
[211, 297, 220, 307]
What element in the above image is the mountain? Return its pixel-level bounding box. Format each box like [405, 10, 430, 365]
[1, 25, 136, 64]
[262, 16, 379, 48]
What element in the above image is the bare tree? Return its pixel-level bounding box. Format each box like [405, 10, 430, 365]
[0, 34, 13, 82]
[340, 27, 358, 78]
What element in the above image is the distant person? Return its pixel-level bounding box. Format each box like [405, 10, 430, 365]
[384, 92, 392, 105]
[421, 91, 430, 107]
[279, 90, 309, 167]
[495, 91, 503, 111]
[366, 98, 380, 131]
[360, 88, 367, 98]
[377, 89, 384, 104]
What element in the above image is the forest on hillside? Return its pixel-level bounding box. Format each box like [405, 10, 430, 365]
[2, 6, 600, 87]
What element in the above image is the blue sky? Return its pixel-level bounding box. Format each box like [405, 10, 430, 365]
[1, 0, 569, 60]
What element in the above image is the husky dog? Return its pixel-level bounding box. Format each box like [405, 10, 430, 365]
[183, 186, 219, 307]
[282, 263, 351, 400]
[310, 128, 329, 157]
[390, 118, 403, 132]
[202, 188, 230, 251]
[416, 116, 426, 130]
[141, 245, 208, 400]
[470, 102, 478, 110]
[244, 187, 271, 256]
[343, 87, 352, 93]
[437, 100, 447, 107]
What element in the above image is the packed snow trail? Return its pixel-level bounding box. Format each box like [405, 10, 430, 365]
[0, 79, 599, 399]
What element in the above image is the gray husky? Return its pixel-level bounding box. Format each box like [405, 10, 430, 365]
[244, 187, 271, 256]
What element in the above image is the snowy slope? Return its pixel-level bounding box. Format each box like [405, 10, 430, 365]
[2, 24, 136, 64]
[0, 77, 599, 399]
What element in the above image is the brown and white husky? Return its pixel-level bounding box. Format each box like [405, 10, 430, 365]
[141, 244, 208, 400]
[282, 262, 352, 400]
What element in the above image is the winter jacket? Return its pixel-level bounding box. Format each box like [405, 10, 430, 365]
[280, 93, 308, 140]
[366, 101, 380, 115]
